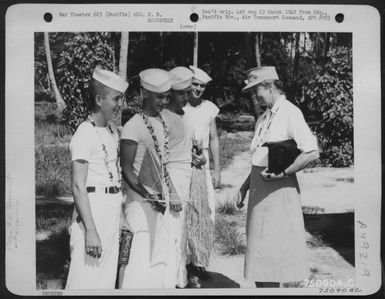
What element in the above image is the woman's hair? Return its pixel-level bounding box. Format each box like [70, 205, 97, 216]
[259, 80, 284, 94]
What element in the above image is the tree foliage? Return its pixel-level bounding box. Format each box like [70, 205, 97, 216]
[304, 47, 353, 167]
[56, 32, 114, 131]
[34, 31, 353, 166]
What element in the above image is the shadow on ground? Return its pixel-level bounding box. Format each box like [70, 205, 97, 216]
[36, 201, 72, 288]
[304, 212, 354, 266]
[200, 272, 240, 288]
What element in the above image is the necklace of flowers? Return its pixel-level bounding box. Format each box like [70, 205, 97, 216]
[139, 111, 172, 201]
[88, 115, 121, 186]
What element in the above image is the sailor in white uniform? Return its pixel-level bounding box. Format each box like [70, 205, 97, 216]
[65, 67, 128, 289]
[119, 68, 180, 289]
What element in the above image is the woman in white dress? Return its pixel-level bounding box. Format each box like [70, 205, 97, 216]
[235, 66, 319, 288]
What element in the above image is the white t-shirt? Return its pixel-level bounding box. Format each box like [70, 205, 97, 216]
[183, 100, 219, 149]
[250, 95, 318, 167]
[121, 113, 165, 177]
[161, 109, 193, 165]
[70, 121, 120, 186]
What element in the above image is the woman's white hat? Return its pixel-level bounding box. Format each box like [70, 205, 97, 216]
[139, 68, 172, 93]
[169, 66, 194, 90]
[242, 66, 279, 92]
[92, 67, 129, 93]
[189, 65, 212, 84]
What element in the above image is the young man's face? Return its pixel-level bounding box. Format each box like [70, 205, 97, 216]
[98, 87, 123, 121]
[145, 89, 170, 113]
[191, 78, 207, 99]
[172, 86, 192, 109]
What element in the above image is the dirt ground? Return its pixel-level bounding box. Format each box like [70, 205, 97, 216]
[36, 132, 355, 290]
[206, 142, 355, 288]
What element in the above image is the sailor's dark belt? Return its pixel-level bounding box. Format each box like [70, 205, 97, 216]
[86, 186, 121, 194]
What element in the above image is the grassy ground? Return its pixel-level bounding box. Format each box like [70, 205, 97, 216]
[35, 120, 72, 199]
[35, 129, 254, 288]
[211, 131, 253, 170]
[36, 123, 354, 290]
[35, 123, 252, 200]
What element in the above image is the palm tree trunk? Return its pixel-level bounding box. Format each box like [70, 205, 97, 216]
[193, 32, 198, 67]
[324, 32, 331, 65]
[116, 32, 129, 126]
[255, 33, 261, 67]
[119, 32, 129, 79]
[44, 32, 65, 114]
[291, 32, 302, 102]
[159, 32, 164, 65]
[293, 32, 301, 75]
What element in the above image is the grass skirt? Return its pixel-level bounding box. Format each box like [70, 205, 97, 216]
[185, 166, 214, 267]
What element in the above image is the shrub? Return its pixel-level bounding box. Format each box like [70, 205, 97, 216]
[35, 122, 72, 198]
[36, 226, 71, 281]
[305, 47, 353, 167]
[216, 200, 237, 215]
[214, 216, 245, 255]
[35, 144, 72, 198]
[306, 234, 328, 249]
[56, 32, 115, 132]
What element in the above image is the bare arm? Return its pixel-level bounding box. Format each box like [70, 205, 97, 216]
[209, 119, 221, 188]
[234, 172, 251, 208]
[284, 150, 320, 175]
[240, 172, 251, 198]
[120, 139, 149, 198]
[71, 160, 102, 258]
[261, 150, 320, 181]
[72, 160, 96, 231]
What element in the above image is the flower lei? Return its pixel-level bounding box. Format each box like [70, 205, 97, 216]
[139, 112, 172, 208]
[88, 115, 121, 186]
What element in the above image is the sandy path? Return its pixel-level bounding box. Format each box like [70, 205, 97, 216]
[215, 148, 354, 213]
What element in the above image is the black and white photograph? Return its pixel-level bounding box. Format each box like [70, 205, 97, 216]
[34, 30, 355, 290]
[5, 3, 381, 296]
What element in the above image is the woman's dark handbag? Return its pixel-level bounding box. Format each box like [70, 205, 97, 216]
[262, 139, 301, 174]
[118, 229, 134, 265]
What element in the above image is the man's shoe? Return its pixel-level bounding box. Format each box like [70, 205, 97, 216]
[186, 263, 200, 277]
[187, 275, 201, 288]
[198, 267, 212, 281]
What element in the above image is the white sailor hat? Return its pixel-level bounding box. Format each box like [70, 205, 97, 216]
[169, 67, 194, 90]
[139, 68, 172, 93]
[189, 65, 212, 84]
[92, 67, 129, 93]
[242, 66, 279, 92]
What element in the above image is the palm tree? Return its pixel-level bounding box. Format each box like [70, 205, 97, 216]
[193, 32, 198, 67]
[44, 32, 65, 114]
[255, 32, 261, 67]
[116, 32, 129, 126]
[119, 32, 129, 79]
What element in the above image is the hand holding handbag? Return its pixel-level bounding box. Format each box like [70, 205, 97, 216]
[262, 139, 301, 174]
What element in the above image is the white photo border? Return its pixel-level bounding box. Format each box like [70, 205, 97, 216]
[5, 3, 382, 296]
